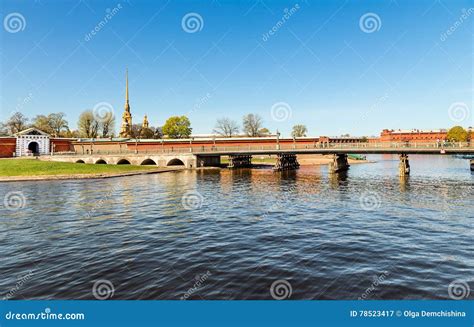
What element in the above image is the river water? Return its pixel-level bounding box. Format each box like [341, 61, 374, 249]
[1, 155, 473, 300]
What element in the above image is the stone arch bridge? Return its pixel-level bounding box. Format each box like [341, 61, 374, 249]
[43, 153, 200, 168]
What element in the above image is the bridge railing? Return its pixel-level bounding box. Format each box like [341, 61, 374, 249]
[52, 141, 473, 156]
[190, 142, 473, 152]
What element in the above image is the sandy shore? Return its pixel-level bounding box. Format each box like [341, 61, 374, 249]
[0, 167, 183, 183]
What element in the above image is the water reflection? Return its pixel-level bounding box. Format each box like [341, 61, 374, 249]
[0, 155, 472, 300]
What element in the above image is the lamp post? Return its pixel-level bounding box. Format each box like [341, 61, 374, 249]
[135, 127, 142, 154]
[276, 129, 281, 150]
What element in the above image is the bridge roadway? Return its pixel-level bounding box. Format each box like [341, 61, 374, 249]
[192, 145, 474, 156]
[48, 142, 474, 174]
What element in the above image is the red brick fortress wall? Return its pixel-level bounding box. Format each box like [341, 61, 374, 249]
[0, 138, 16, 158]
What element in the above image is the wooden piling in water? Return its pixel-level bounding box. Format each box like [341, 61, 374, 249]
[273, 153, 300, 171]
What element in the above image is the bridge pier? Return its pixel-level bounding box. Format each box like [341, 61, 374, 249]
[227, 155, 252, 169]
[197, 155, 221, 167]
[273, 153, 300, 171]
[399, 154, 410, 176]
[329, 154, 350, 174]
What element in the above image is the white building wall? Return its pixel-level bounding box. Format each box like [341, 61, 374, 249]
[15, 135, 50, 156]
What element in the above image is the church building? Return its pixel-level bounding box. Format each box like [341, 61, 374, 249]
[119, 70, 150, 138]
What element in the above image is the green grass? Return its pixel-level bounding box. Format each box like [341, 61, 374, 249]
[0, 159, 158, 177]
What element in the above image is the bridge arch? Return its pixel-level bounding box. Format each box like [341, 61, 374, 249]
[117, 158, 131, 165]
[95, 159, 107, 164]
[141, 158, 157, 165]
[167, 158, 185, 166]
[75, 159, 85, 163]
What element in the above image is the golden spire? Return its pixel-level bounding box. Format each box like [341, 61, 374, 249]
[143, 114, 149, 129]
[120, 68, 132, 138]
[125, 68, 129, 109]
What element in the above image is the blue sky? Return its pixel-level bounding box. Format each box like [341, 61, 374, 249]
[1, 0, 472, 137]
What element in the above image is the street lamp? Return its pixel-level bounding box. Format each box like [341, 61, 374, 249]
[276, 129, 281, 150]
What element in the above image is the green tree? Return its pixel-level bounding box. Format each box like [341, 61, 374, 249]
[258, 127, 271, 136]
[162, 116, 192, 138]
[446, 126, 468, 142]
[291, 124, 308, 138]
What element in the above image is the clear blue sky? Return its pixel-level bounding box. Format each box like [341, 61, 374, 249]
[1, 0, 472, 137]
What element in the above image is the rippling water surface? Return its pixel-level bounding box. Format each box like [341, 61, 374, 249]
[1, 155, 473, 299]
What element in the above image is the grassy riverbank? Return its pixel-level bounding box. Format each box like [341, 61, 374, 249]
[0, 159, 158, 177]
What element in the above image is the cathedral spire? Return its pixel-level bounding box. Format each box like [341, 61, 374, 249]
[125, 69, 129, 105]
[119, 68, 133, 138]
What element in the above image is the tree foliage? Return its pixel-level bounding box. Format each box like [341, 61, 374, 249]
[1, 112, 29, 135]
[100, 113, 115, 138]
[446, 126, 468, 142]
[291, 124, 307, 138]
[32, 112, 69, 137]
[77, 110, 99, 138]
[48, 113, 69, 137]
[242, 114, 264, 137]
[258, 127, 271, 136]
[162, 116, 192, 138]
[213, 118, 239, 137]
